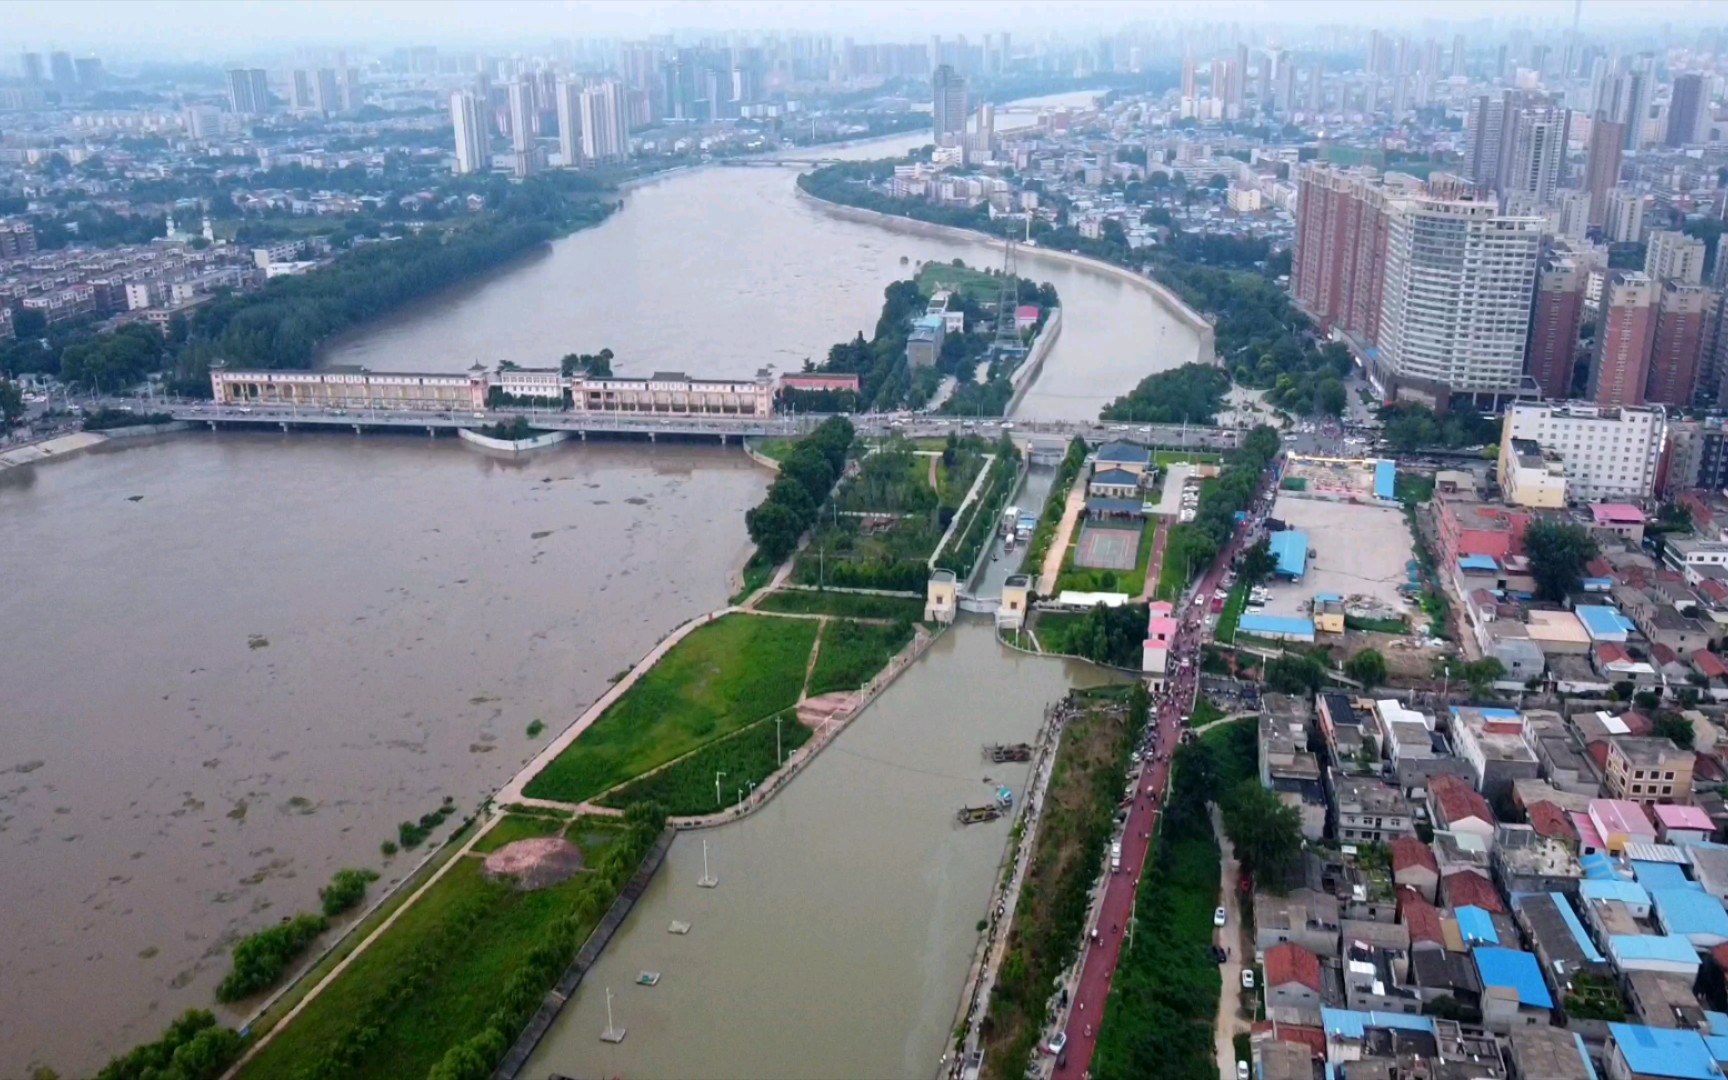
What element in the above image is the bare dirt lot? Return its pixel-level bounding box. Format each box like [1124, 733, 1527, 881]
[1260, 497, 1415, 621]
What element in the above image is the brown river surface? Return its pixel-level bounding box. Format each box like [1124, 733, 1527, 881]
[2, 90, 1191, 1076]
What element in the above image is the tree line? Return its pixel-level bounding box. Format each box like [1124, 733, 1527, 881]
[1162, 425, 1281, 596]
[744, 416, 856, 564]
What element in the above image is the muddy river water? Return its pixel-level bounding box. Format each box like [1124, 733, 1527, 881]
[1, 90, 1189, 1075]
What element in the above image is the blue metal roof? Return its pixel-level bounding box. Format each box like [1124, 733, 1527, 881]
[1582, 878, 1651, 905]
[1635, 862, 1698, 891]
[1456, 905, 1499, 945]
[1374, 460, 1396, 501]
[1321, 1009, 1436, 1040]
[1473, 946, 1553, 1009]
[1653, 888, 1728, 939]
[1609, 1024, 1726, 1080]
[1270, 530, 1309, 577]
[1457, 554, 1499, 572]
[1314, 592, 1343, 603]
[1238, 613, 1316, 637]
[1610, 933, 1701, 966]
[1576, 604, 1637, 638]
[1581, 852, 1621, 880]
[1706, 1011, 1728, 1037]
[1551, 893, 1608, 963]
[1096, 440, 1152, 464]
[1706, 1035, 1728, 1067]
[1089, 467, 1140, 486]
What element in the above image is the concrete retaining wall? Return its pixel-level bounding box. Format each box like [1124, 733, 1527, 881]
[492, 826, 677, 1080]
[740, 439, 782, 472]
[94, 420, 192, 439]
[457, 428, 572, 453]
[1005, 307, 1065, 416]
[0, 430, 109, 469]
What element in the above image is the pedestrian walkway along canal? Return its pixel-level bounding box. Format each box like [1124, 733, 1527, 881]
[526, 622, 1114, 1080]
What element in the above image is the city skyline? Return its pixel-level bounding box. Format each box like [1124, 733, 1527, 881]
[2, 0, 1721, 52]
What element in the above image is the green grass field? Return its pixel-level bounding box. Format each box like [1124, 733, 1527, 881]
[1153, 451, 1221, 466]
[596, 714, 816, 815]
[915, 261, 1006, 302]
[750, 437, 796, 462]
[235, 858, 601, 1080]
[753, 589, 924, 620]
[807, 618, 915, 697]
[469, 812, 567, 853]
[1214, 579, 1250, 641]
[523, 614, 818, 803]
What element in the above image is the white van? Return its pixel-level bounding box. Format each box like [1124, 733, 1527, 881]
[1110, 841, 1123, 873]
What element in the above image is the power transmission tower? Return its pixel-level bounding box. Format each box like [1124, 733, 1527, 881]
[993, 239, 1024, 358]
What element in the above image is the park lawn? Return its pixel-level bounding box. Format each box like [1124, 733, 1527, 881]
[1032, 611, 1087, 656]
[753, 588, 924, 621]
[916, 261, 1005, 302]
[237, 818, 477, 1046]
[469, 812, 567, 854]
[1153, 450, 1221, 466]
[236, 857, 599, 1080]
[523, 613, 818, 803]
[750, 437, 796, 462]
[596, 713, 815, 815]
[807, 618, 916, 697]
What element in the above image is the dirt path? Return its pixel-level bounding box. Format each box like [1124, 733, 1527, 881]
[799, 616, 828, 699]
[1137, 519, 1169, 603]
[1212, 800, 1249, 1080]
[1039, 474, 1088, 595]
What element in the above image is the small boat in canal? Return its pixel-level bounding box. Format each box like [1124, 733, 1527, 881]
[637, 971, 661, 986]
[956, 804, 1003, 825]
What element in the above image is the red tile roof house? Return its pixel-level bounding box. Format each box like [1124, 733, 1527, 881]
[1443, 869, 1505, 914]
[1263, 941, 1324, 1014]
[1428, 773, 1497, 841]
[1528, 802, 1580, 848]
[1399, 886, 1446, 951]
[1391, 836, 1441, 902]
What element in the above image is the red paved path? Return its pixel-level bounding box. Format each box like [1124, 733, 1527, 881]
[1055, 467, 1275, 1080]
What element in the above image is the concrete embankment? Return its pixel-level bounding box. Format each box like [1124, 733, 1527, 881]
[1005, 307, 1065, 416]
[0, 431, 109, 469]
[795, 188, 1218, 364]
[456, 428, 572, 453]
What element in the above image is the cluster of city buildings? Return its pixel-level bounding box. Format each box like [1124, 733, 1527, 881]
[0, 221, 319, 338]
[208, 363, 778, 417]
[1246, 688, 1728, 1080]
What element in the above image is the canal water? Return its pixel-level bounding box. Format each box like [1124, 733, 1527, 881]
[526, 623, 1112, 1080]
[0, 434, 765, 1076]
[2, 91, 1184, 1075]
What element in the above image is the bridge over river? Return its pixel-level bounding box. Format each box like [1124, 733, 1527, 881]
[135, 402, 1242, 451]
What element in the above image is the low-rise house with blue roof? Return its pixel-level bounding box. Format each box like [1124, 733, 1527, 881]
[1086, 466, 1141, 499]
[1576, 603, 1638, 643]
[1239, 612, 1316, 643]
[1606, 1023, 1726, 1080]
[1094, 440, 1152, 477]
[1270, 529, 1310, 580]
[1652, 888, 1728, 949]
[1474, 945, 1554, 1031]
[1608, 934, 1704, 979]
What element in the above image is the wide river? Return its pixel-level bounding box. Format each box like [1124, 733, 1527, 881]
[0, 91, 1193, 1076]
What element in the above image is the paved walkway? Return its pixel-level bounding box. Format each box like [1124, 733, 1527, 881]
[1038, 472, 1088, 595]
[1055, 468, 1273, 1080]
[1213, 802, 1249, 1080]
[1135, 520, 1169, 603]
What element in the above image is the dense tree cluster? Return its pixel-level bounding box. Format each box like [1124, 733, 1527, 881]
[1524, 520, 1600, 602]
[318, 867, 381, 918]
[95, 1009, 244, 1080]
[1379, 403, 1501, 452]
[1062, 601, 1150, 668]
[215, 911, 329, 1003]
[744, 417, 854, 564]
[1162, 425, 1281, 595]
[1102, 362, 1230, 424]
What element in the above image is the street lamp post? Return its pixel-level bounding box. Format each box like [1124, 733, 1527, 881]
[775, 714, 784, 766]
[714, 770, 727, 808]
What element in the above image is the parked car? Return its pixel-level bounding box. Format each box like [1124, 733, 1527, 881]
[1238, 1061, 1250, 1080]
[1213, 906, 1227, 927]
[1242, 968, 1255, 989]
[1047, 1031, 1068, 1056]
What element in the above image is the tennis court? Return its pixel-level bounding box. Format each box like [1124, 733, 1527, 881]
[1074, 522, 1141, 570]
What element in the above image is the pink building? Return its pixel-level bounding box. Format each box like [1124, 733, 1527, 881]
[1588, 798, 1657, 852]
[1652, 803, 1714, 845]
[1143, 601, 1178, 688]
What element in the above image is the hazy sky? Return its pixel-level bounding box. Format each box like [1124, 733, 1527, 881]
[2, 0, 1717, 54]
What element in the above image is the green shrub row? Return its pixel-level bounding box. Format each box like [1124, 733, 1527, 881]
[95, 1009, 244, 1080]
[319, 868, 381, 918]
[935, 439, 1020, 581]
[215, 912, 330, 1003]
